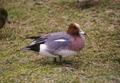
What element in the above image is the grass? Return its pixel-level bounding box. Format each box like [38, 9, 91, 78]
[0, 0, 120, 83]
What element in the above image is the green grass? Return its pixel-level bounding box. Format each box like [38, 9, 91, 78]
[0, 0, 120, 83]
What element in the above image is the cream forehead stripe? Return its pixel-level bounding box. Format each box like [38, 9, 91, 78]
[73, 23, 85, 32]
[74, 23, 80, 28]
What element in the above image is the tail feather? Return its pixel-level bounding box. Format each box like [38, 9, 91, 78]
[21, 43, 40, 52]
[25, 36, 41, 40]
[22, 35, 47, 52]
[21, 47, 31, 51]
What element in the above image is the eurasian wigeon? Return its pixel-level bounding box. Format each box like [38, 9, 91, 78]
[22, 23, 85, 62]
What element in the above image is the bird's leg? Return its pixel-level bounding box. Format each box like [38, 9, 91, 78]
[59, 55, 63, 63]
[53, 56, 63, 63]
[53, 57, 57, 62]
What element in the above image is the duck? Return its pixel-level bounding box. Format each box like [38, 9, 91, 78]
[77, 0, 100, 9]
[22, 23, 85, 62]
[0, 7, 9, 29]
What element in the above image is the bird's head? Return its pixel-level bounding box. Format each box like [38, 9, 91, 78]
[67, 23, 85, 36]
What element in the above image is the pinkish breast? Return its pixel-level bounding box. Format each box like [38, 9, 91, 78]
[69, 36, 85, 51]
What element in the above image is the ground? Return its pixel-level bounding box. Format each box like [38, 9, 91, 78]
[0, 0, 120, 83]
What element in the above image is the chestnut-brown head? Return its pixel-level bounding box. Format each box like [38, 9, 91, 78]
[67, 23, 80, 36]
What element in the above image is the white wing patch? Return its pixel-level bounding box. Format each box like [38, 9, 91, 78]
[54, 39, 66, 42]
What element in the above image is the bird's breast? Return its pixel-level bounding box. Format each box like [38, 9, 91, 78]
[69, 37, 85, 51]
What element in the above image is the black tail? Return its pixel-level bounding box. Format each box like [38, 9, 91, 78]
[25, 36, 41, 40]
[22, 35, 46, 52]
[21, 43, 41, 52]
